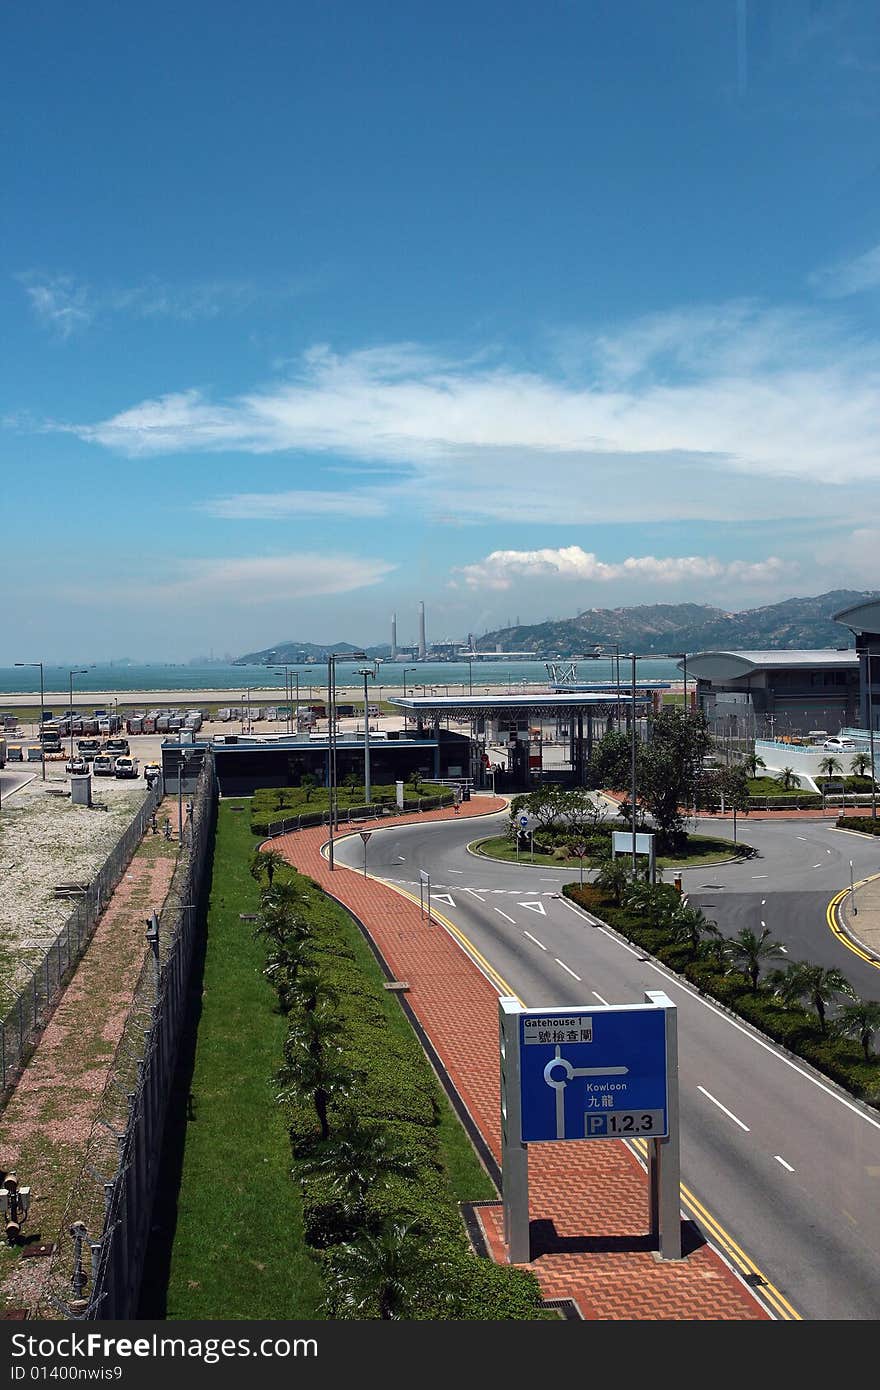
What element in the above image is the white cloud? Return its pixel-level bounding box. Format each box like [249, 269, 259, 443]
[67, 307, 880, 527]
[18, 274, 93, 337]
[810, 244, 880, 298]
[17, 271, 313, 335]
[451, 546, 796, 592]
[64, 552, 396, 607]
[202, 489, 387, 520]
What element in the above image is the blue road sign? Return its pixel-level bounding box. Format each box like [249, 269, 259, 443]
[518, 1005, 668, 1142]
[519, 814, 529, 828]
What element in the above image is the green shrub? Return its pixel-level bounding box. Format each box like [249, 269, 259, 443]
[837, 815, 880, 836]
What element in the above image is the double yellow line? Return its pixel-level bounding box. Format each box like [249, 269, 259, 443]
[383, 878, 800, 1319]
[826, 879, 880, 968]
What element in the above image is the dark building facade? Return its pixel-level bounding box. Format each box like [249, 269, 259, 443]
[685, 649, 859, 738]
[834, 598, 880, 733]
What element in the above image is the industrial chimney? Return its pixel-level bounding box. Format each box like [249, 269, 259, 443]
[418, 601, 427, 660]
[391, 611, 398, 660]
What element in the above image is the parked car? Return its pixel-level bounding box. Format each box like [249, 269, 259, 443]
[114, 755, 139, 778]
[106, 737, 130, 755]
[77, 738, 101, 760]
[143, 761, 161, 782]
[66, 757, 88, 775]
[823, 736, 857, 751]
[92, 753, 115, 776]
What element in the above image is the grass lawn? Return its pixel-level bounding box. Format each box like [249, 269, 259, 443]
[144, 799, 495, 1319]
[470, 832, 748, 870]
[146, 800, 326, 1319]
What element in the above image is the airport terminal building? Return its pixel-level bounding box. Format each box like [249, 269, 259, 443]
[685, 649, 861, 739]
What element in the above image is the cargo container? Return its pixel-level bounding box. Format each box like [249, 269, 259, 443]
[264, 707, 278, 721]
[156, 717, 170, 733]
[142, 717, 157, 734]
[27, 744, 44, 761]
[6, 743, 22, 761]
[217, 707, 231, 721]
[126, 717, 143, 734]
[82, 718, 99, 735]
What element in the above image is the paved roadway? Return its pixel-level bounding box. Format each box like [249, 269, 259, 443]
[335, 805, 880, 1320]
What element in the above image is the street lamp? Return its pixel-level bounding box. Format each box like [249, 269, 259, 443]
[867, 650, 877, 822]
[356, 662, 378, 805]
[327, 652, 365, 870]
[630, 652, 638, 875]
[14, 662, 45, 781]
[67, 669, 90, 763]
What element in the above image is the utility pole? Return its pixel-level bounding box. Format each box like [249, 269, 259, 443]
[15, 662, 46, 780]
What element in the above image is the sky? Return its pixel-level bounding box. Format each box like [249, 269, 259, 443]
[3, 0, 880, 661]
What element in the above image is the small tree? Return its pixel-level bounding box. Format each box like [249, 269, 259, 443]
[770, 962, 854, 1032]
[850, 752, 871, 779]
[743, 750, 766, 779]
[324, 1218, 431, 1320]
[724, 926, 787, 991]
[250, 847, 287, 889]
[593, 857, 632, 907]
[833, 999, 880, 1062]
[668, 904, 721, 959]
[818, 756, 843, 781]
[299, 1114, 421, 1213]
[342, 772, 361, 803]
[775, 767, 799, 791]
[300, 772, 319, 802]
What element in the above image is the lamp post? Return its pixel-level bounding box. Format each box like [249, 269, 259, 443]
[402, 666, 415, 732]
[630, 652, 638, 876]
[14, 662, 45, 780]
[867, 651, 877, 822]
[67, 669, 89, 764]
[327, 652, 365, 870]
[356, 663, 377, 805]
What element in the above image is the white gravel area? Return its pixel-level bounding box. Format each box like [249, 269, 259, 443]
[0, 763, 148, 1001]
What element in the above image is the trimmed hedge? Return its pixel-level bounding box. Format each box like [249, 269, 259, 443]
[251, 783, 454, 836]
[563, 882, 880, 1109]
[837, 815, 880, 835]
[264, 863, 548, 1319]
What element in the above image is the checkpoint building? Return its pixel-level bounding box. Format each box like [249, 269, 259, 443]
[684, 649, 860, 739]
[834, 597, 880, 733]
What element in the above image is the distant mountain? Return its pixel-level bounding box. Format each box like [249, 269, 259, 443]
[234, 590, 877, 666]
[474, 590, 877, 658]
[233, 640, 365, 665]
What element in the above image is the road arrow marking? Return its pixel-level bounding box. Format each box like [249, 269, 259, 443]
[519, 900, 546, 915]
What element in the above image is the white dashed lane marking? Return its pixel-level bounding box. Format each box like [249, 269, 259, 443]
[698, 1085, 750, 1132]
[524, 930, 547, 951]
[494, 908, 516, 924]
[555, 958, 582, 982]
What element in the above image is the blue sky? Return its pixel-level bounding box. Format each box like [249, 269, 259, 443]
[4, 0, 880, 661]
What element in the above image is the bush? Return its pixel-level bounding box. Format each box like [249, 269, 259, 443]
[837, 815, 880, 836]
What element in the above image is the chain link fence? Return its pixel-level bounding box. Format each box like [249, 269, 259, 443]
[0, 779, 165, 1097]
[42, 756, 217, 1320]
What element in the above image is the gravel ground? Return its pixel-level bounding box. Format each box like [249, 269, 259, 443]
[0, 763, 148, 1003]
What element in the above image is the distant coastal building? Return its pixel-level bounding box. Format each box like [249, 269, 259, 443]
[684, 649, 860, 738]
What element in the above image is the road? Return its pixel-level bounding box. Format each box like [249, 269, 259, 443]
[335, 805, 880, 1320]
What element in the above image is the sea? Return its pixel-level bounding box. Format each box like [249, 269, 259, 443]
[0, 658, 684, 697]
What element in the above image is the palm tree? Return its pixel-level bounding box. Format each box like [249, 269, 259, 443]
[264, 935, 315, 1012]
[770, 962, 854, 1032]
[833, 1000, 880, 1062]
[286, 967, 339, 1015]
[276, 1039, 353, 1140]
[593, 857, 632, 907]
[623, 881, 672, 929]
[326, 1218, 429, 1319]
[299, 772, 319, 802]
[743, 751, 766, 779]
[724, 926, 787, 991]
[775, 767, 799, 791]
[818, 755, 843, 781]
[250, 847, 287, 889]
[668, 903, 720, 958]
[850, 752, 871, 779]
[342, 771, 361, 803]
[300, 1115, 421, 1211]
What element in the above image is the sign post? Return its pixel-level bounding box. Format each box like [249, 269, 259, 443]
[419, 868, 431, 924]
[499, 998, 530, 1262]
[498, 995, 681, 1264]
[359, 829, 372, 879]
[611, 829, 655, 884]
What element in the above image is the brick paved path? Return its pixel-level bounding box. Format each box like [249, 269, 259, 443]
[272, 797, 767, 1320]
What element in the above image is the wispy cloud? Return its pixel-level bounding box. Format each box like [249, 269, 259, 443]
[451, 546, 796, 592]
[64, 552, 396, 607]
[17, 271, 313, 337]
[202, 490, 387, 520]
[809, 243, 880, 298]
[63, 302, 880, 527]
[18, 274, 93, 338]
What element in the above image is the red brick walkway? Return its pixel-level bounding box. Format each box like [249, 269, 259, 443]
[271, 798, 767, 1320]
